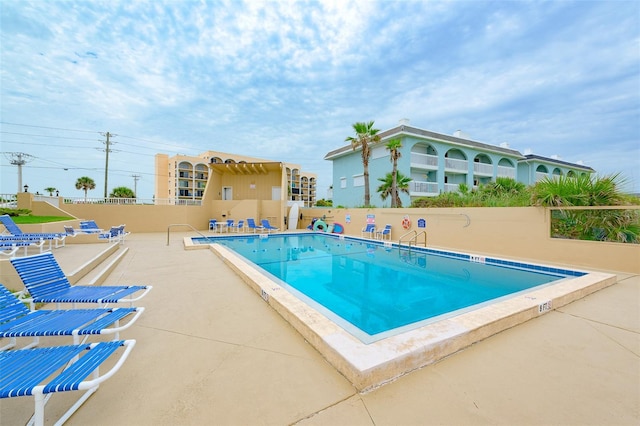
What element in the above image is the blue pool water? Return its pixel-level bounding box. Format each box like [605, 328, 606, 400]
[195, 234, 583, 341]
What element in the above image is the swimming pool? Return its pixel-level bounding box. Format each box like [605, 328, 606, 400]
[193, 234, 579, 342]
[187, 232, 615, 391]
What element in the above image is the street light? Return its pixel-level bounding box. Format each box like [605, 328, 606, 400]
[56, 190, 59, 196]
[23, 184, 29, 193]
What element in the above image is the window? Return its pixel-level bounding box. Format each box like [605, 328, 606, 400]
[353, 174, 364, 187]
[340, 177, 347, 188]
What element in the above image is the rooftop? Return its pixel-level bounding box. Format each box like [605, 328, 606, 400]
[3, 233, 638, 425]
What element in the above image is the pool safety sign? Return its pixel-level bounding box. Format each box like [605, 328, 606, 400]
[366, 214, 375, 224]
[417, 218, 426, 228]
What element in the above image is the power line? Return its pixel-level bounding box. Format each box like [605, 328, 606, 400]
[0, 121, 100, 134]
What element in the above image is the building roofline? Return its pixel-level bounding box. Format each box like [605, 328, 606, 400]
[520, 154, 595, 172]
[324, 125, 524, 160]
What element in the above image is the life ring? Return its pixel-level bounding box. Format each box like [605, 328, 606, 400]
[332, 223, 344, 234]
[313, 220, 327, 232]
[402, 216, 411, 230]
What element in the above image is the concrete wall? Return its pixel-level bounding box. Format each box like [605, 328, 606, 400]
[302, 207, 639, 274]
[14, 193, 638, 274]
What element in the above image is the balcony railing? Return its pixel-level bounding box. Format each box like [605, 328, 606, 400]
[445, 157, 468, 172]
[410, 153, 438, 168]
[444, 183, 460, 193]
[409, 181, 439, 195]
[497, 166, 516, 179]
[473, 162, 493, 176]
[536, 172, 548, 182]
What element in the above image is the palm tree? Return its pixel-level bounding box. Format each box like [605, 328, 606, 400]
[44, 187, 57, 196]
[377, 171, 412, 207]
[110, 186, 135, 198]
[385, 138, 403, 207]
[345, 121, 380, 207]
[75, 176, 96, 202]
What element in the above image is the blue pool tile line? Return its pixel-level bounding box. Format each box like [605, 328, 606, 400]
[193, 232, 586, 278]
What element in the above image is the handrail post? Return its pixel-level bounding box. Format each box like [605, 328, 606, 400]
[167, 224, 209, 246]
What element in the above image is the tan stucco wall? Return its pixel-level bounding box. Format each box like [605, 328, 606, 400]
[13, 194, 639, 274]
[302, 207, 639, 274]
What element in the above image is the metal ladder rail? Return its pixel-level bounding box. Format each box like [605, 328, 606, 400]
[398, 230, 417, 249]
[166, 223, 209, 245]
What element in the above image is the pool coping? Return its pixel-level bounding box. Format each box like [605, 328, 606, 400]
[185, 233, 618, 392]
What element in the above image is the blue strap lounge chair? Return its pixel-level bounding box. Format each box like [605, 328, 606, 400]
[208, 219, 217, 231]
[0, 215, 66, 248]
[0, 283, 144, 350]
[361, 223, 376, 238]
[10, 252, 152, 308]
[261, 219, 279, 233]
[375, 224, 392, 240]
[246, 218, 264, 233]
[0, 239, 46, 257]
[233, 220, 245, 233]
[0, 339, 136, 426]
[79, 220, 103, 233]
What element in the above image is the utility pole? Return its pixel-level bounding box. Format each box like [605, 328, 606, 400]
[132, 174, 141, 197]
[3, 152, 35, 193]
[99, 132, 116, 198]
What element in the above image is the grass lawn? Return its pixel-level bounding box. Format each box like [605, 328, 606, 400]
[11, 216, 73, 224]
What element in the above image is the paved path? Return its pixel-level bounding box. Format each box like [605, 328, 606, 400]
[2, 232, 638, 425]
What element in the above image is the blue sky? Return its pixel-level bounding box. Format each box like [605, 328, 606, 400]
[1, 0, 639, 199]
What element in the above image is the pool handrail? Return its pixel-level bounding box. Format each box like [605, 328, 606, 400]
[167, 224, 209, 246]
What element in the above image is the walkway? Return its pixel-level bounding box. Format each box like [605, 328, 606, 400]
[2, 232, 638, 425]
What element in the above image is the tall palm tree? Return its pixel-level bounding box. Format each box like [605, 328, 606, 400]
[377, 171, 411, 207]
[385, 138, 403, 207]
[345, 121, 380, 207]
[75, 176, 96, 202]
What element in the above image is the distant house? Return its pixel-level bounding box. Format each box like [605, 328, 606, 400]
[324, 120, 594, 207]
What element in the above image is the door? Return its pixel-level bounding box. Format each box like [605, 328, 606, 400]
[222, 187, 232, 200]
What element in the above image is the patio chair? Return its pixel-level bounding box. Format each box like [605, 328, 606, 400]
[261, 219, 279, 233]
[246, 218, 264, 233]
[0, 339, 136, 426]
[10, 252, 152, 308]
[361, 223, 376, 238]
[98, 225, 129, 244]
[375, 224, 392, 241]
[0, 215, 66, 249]
[0, 283, 144, 350]
[208, 219, 217, 231]
[0, 239, 47, 256]
[78, 220, 104, 233]
[233, 220, 245, 233]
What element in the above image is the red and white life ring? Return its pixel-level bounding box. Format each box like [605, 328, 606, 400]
[402, 216, 411, 229]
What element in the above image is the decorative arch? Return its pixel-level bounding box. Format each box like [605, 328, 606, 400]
[498, 158, 515, 167]
[536, 164, 549, 173]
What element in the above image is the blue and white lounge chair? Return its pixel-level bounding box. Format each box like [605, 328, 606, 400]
[0, 239, 47, 257]
[233, 220, 245, 233]
[246, 218, 264, 233]
[375, 224, 392, 240]
[0, 215, 66, 248]
[98, 225, 129, 244]
[10, 252, 152, 308]
[261, 219, 279, 233]
[79, 220, 103, 233]
[0, 339, 136, 426]
[208, 219, 217, 231]
[361, 223, 376, 238]
[0, 283, 144, 350]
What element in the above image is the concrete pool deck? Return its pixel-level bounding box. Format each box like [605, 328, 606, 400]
[2, 232, 639, 425]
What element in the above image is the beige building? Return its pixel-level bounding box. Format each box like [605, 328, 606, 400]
[154, 151, 317, 207]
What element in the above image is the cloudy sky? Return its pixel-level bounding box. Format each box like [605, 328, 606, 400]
[1, 0, 639, 200]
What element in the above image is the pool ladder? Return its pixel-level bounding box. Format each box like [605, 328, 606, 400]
[398, 230, 427, 252]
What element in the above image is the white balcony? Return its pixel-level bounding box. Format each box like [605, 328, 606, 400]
[473, 162, 493, 176]
[444, 183, 460, 193]
[535, 172, 548, 182]
[410, 153, 438, 169]
[409, 181, 439, 196]
[445, 157, 468, 173]
[497, 166, 516, 179]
